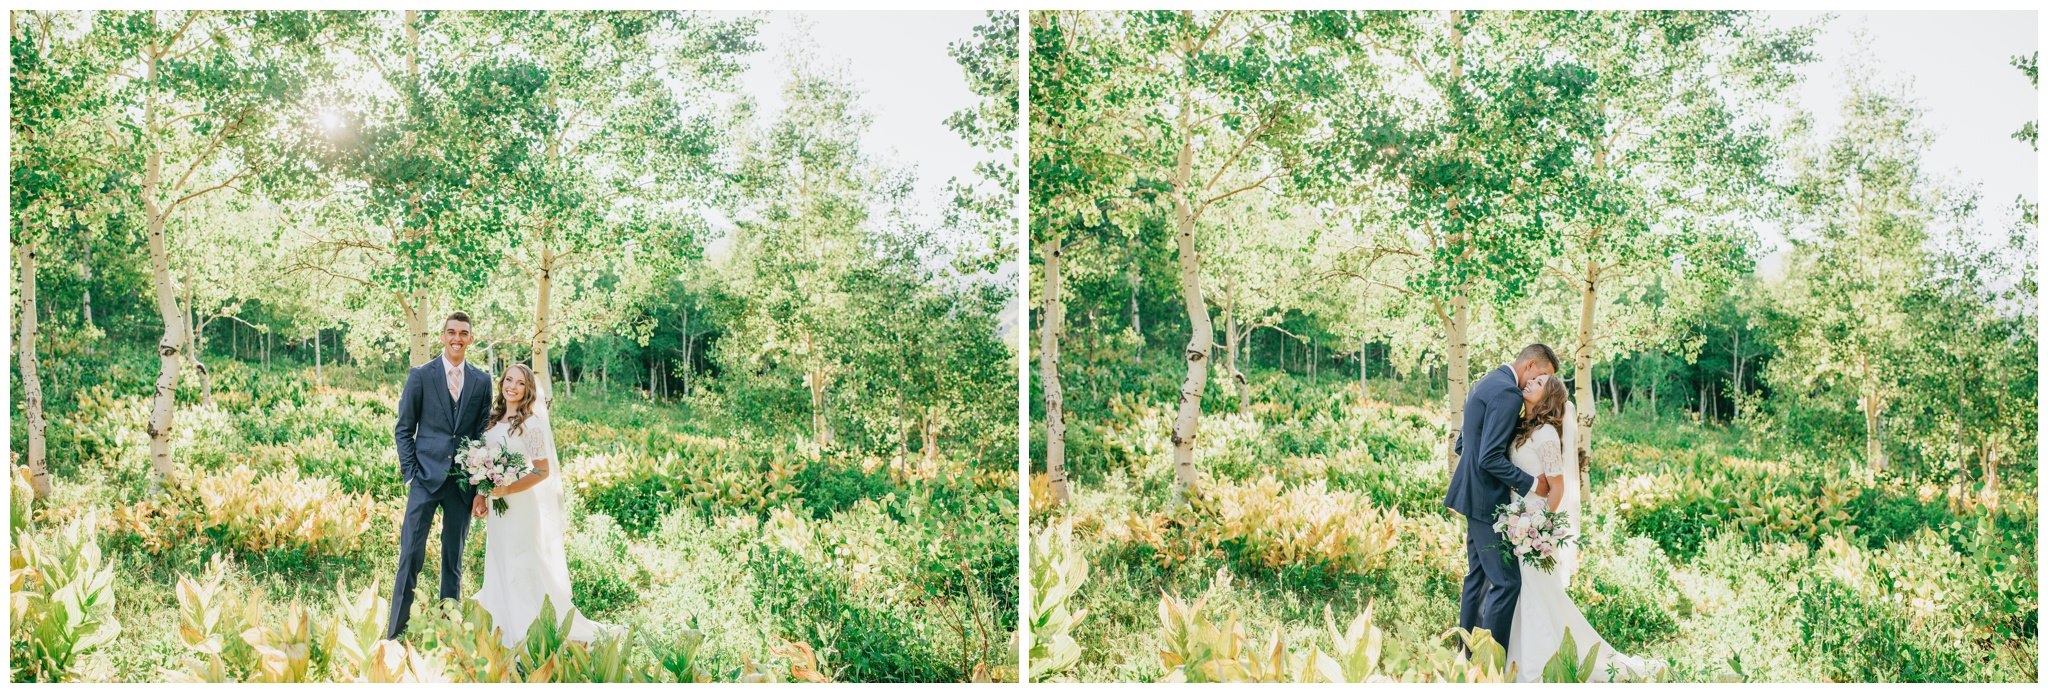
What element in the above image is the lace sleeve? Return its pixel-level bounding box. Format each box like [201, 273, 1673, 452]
[1538, 425, 1565, 477]
[530, 413, 558, 465]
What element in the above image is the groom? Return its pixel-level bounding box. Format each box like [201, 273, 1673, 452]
[1444, 343, 1556, 651]
[385, 311, 495, 639]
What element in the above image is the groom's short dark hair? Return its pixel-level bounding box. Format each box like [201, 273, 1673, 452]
[1517, 343, 1559, 373]
[445, 311, 472, 328]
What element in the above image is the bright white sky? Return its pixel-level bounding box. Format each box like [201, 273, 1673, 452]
[1763, 11, 2037, 254]
[703, 10, 990, 239]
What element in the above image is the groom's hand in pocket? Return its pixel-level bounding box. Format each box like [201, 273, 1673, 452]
[472, 495, 488, 519]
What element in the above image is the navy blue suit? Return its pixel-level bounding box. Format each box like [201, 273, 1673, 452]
[385, 356, 492, 639]
[1443, 365, 1536, 649]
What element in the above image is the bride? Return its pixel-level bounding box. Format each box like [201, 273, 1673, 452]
[469, 363, 610, 647]
[1503, 374, 1665, 682]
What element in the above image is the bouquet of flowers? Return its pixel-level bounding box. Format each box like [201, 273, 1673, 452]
[452, 438, 531, 516]
[1492, 491, 1575, 572]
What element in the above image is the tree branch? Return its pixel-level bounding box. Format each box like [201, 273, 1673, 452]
[1201, 173, 1278, 210]
[1252, 321, 1304, 342]
[169, 169, 252, 211]
[1542, 262, 1580, 288]
[159, 11, 203, 61]
[284, 261, 376, 292]
[1198, 114, 1276, 195]
[170, 110, 251, 194]
[1187, 10, 1232, 59]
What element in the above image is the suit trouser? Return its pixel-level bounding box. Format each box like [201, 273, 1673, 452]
[385, 478, 474, 639]
[1459, 517, 1521, 650]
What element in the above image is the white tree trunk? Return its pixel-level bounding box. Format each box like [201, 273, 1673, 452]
[1127, 240, 1143, 365]
[680, 343, 690, 397]
[404, 291, 434, 367]
[1169, 135, 1210, 503]
[1040, 232, 1069, 505]
[560, 345, 574, 399]
[1609, 359, 1620, 416]
[185, 268, 213, 406]
[807, 324, 834, 449]
[1127, 240, 1142, 334]
[1439, 14, 1471, 472]
[1571, 264, 1599, 504]
[533, 252, 556, 406]
[679, 309, 694, 397]
[17, 237, 52, 498]
[1225, 287, 1248, 411]
[81, 233, 95, 330]
[1982, 439, 1998, 499]
[809, 364, 823, 446]
[313, 329, 323, 385]
[1442, 291, 1471, 469]
[1730, 327, 1743, 418]
[1358, 336, 1369, 405]
[531, 87, 563, 406]
[1859, 353, 1887, 470]
[144, 143, 184, 488]
[397, 12, 436, 371]
[920, 410, 939, 472]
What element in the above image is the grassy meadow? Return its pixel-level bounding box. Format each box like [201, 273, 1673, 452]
[1029, 363, 2036, 683]
[12, 342, 1017, 682]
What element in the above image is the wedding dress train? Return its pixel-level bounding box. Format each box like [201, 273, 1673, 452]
[472, 411, 612, 648]
[1503, 405, 1665, 682]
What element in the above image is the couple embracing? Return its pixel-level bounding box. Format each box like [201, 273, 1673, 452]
[1445, 344, 1665, 682]
[381, 311, 609, 646]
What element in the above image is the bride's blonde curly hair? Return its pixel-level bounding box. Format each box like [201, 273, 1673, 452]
[490, 363, 538, 436]
[1513, 375, 1568, 454]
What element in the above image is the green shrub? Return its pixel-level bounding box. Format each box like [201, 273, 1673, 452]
[1796, 572, 1980, 681]
[1573, 538, 1683, 653]
[104, 465, 377, 561]
[1845, 487, 1957, 551]
[573, 451, 681, 534]
[11, 512, 122, 682]
[746, 544, 949, 682]
[792, 456, 899, 518]
[11, 467, 33, 532]
[1027, 521, 1089, 681]
[1617, 491, 1723, 560]
[572, 435, 804, 533]
[566, 515, 643, 617]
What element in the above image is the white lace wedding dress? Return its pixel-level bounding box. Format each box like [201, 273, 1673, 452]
[1503, 406, 1665, 682]
[472, 410, 610, 647]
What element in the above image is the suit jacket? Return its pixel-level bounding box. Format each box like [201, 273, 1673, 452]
[1444, 365, 1536, 520]
[395, 357, 494, 493]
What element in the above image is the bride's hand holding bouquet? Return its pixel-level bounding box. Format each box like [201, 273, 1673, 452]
[1492, 491, 1574, 572]
[451, 438, 531, 516]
